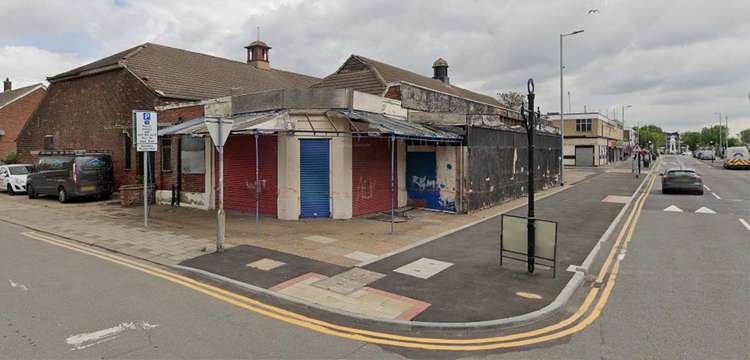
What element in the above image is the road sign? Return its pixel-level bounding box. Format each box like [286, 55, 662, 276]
[205, 118, 233, 148]
[134, 110, 158, 152]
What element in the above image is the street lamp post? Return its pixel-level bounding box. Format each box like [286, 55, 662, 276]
[559, 29, 584, 186]
[622, 105, 632, 158]
[713, 112, 722, 158]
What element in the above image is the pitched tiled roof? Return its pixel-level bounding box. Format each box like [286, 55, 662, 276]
[0, 83, 45, 110]
[48, 43, 320, 101]
[313, 55, 500, 106]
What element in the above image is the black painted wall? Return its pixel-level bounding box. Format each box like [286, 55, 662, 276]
[465, 127, 561, 211]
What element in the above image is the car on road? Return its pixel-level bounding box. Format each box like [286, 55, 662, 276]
[27, 151, 114, 203]
[661, 168, 703, 195]
[696, 149, 715, 160]
[723, 146, 750, 170]
[0, 164, 33, 195]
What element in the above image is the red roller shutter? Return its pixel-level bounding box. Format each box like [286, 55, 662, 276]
[352, 138, 393, 216]
[219, 135, 278, 216]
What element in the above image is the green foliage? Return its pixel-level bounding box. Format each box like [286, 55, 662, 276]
[740, 129, 750, 145]
[681, 131, 701, 151]
[3, 152, 17, 164]
[727, 137, 741, 147]
[134, 175, 144, 184]
[700, 125, 728, 146]
[637, 125, 665, 148]
[496, 91, 527, 110]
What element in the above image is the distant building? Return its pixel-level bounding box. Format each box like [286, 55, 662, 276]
[664, 131, 680, 154]
[0, 79, 46, 161]
[550, 112, 624, 166]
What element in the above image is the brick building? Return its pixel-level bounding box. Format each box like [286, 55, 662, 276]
[17, 41, 319, 188]
[157, 55, 560, 217]
[0, 79, 45, 161]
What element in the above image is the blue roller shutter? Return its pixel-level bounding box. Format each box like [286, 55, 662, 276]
[406, 151, 440, 209]
[300, 139, 330, 217]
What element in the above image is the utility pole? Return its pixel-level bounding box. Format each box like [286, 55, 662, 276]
[559, 29, 584, 186]
[717, 112, 723, 158]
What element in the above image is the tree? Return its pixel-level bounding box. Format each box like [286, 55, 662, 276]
[637, 125, 665, 149]
[700, 125, 728, 147]
[496, 91, 527, 110]
[681, 131, 701, 151]
[727, 137, 741, 147]
[740, 128, 750, 145]
[3, 152, 17, 164]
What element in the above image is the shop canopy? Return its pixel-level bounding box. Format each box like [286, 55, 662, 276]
[158, 109, 463, 143]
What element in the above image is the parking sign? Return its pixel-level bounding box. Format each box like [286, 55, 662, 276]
[134, 110, 158, 152]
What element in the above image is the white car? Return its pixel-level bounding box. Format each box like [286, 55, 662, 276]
[0, 164, 33, 195]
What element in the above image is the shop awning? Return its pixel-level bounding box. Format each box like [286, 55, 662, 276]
[158, 111, 288, 136]
[336, 110, 463, 142]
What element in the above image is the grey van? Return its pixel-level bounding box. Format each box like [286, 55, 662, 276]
[27, 151, 114, 203]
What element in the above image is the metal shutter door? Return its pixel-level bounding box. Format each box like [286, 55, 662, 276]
[221, 135, 278, 216]
[300, 139, 330, 218]
[575, 146, 594, 166]
[406, 151, 440, 210]
[352, 138, 392, 216]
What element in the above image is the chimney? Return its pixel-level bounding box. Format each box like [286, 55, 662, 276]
[3, 78, 10, 92]
[432, 58, 449, 84]
[245, 39, 271, 70]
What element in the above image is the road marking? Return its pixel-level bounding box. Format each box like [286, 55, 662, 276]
[16, 171, 659, 351]
[515, 291, 543, 300]
[695, 207, 717, 214]
[703, 185, 711, 191]
[65, 321, 157, 350]
[739, 219, 750, 232]
[9, 279, 28, 291]
[663, 205, 683, 212]
[711, 192, 721, 200]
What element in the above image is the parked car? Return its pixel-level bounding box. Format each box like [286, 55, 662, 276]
[0, 164, 33, 195]
[696, 150, 715, 160]
[661, 168, 703, 195]
[27, 151, 114, 203]
[723, 146, 750, 170]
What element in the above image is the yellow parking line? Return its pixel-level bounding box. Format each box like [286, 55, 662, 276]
[18, 171, 657, 351]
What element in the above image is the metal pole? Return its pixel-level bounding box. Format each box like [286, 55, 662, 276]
[143, 150, 148, 227]
[719, 112, 723, 158]
[391, 135, 396, 234]
[254, 132, 260, 237]
[216, 119, 225, 253]
[725, 115, 729, 150]
[559, 33, 565, 186]
[526, 79, 536, 274]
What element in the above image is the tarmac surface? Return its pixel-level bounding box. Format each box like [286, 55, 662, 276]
[181, 165, 641, 323]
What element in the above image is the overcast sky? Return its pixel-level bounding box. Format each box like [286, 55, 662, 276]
[1, 0, 748, 136]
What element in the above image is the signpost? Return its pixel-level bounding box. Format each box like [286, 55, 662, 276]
[520, 79, 537, 273]
[205, 117, 234, 253]
[500, 214, 558, 277]
[134, 110, 157, 228]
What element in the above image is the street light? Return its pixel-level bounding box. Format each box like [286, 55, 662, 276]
[559, 29, 584, 186]
[713, 112, 722, 158]
[621, 105, 632, 159]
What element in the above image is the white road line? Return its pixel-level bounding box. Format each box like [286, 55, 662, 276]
[703, 185, 711, 191]
[739, 218, 750, 232]
[9, 279, 28, 291]
[711, 192, 721, 200]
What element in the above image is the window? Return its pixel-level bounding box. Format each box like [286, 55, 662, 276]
[161, 138, 172, 172]
[43, 135, 54, 150]
[124, 135, 132, 169]
[575, 119, 592, 132]
[181, 136, 205, 174]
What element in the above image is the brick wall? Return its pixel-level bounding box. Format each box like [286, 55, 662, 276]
[17, 70, 164, 188]
[0, 87, 45, 160]
[155, 105, 206, 194]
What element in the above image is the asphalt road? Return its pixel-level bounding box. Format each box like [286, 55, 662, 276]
[0, 221, 401, 359]
[492, 155, 750, 359]
[2, 155, 748, 359]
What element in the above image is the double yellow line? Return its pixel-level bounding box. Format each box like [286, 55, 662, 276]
[21, 174, 656, 351]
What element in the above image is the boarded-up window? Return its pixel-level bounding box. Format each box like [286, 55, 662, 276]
[181, 136, 205, 174]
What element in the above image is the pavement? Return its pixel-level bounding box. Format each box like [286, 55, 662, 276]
[179, 163, 642, 323]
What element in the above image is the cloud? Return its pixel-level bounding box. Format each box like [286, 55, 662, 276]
[1, 0, 749, 135]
